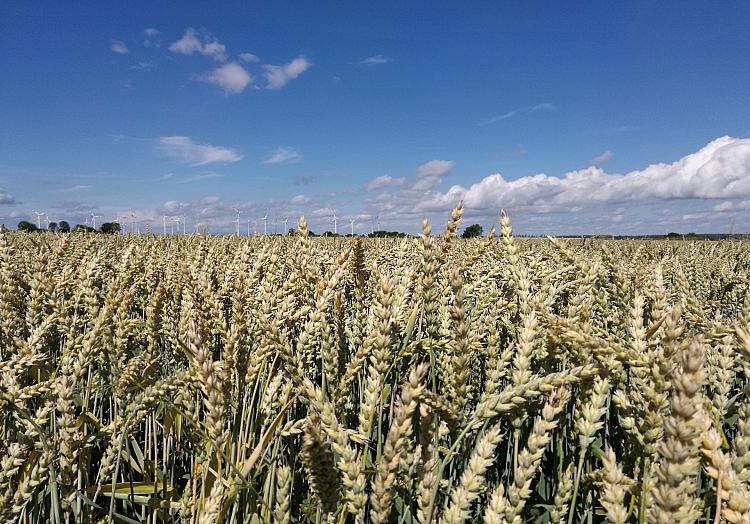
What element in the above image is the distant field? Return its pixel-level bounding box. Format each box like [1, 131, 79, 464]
[2, 208, 750, 523]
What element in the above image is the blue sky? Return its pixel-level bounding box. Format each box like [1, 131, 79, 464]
[1, 1, 749, 234]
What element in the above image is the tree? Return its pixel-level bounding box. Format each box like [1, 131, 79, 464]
[17, 220, 38, 232]
[462, 224, 483, 238]
[99, 222, 121, 234]
[73, 224, 95, 233]
[48, 222, 58, 233]
[58, 220, 70, 233]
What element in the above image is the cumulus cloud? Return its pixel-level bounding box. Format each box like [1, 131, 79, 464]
[263, 56, 311, 89]
[357, 55, 392, 66]
[263, 147, 302, 165]
[169, 28, 226, 61]
[200, 63, 253, 94]
[413, 160, 455, 190]
[486, 103, 556, 123]
[405, 136, 750, 215]
[158, 136, 242, 166]
[291, 194, 311, 205]
[591, 150, 613, 165]
[366, 175, 406, 191]
[110, 40, 128, 54]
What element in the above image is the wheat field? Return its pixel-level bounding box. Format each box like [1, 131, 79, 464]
[2, 205, 750, 524]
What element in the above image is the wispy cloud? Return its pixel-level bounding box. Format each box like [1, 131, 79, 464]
[239, 52, 260, 63]
[486, 103, 556, 123]
[130, 61, 154, 71]
[591, 150, 613, 165]
[158, 136, 242, 166]
[169, 28, 226, 61]
[262, 56, 311, 89]
[200, 63, 254, 94]
[60, 185, 91, 193]
[0, 191, 15, 205]
[366, 175, 405, 191]
[110, 40, 128, 54]
[357, 54, 393, 66]
[263, 147, 302, 165]
[181, 172, 223, 183]
[143, 28, 161, 48]
[291, 194, 311, 204]
[294, 175, 314, 186]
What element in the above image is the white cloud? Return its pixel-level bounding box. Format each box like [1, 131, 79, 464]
[168, 28, 226, 61]
[358, 55, 393, 66]
[412, 160, 455, 190]
[486, 103, 556, 123]
[200, 63, 253, 94]
[415, 160, 455, 178]
[263, 56, 311, 89]
[714, 201, 734, 212]
[406, 136, 750, 215]
[143, 28, 161, 48]
[110, 40, 128, 54]
[291, 194, 311, 204]
[201, 196, 221, 205]
[158, 136, 242, 166]
[60, 185, 91, 193]
[366, 175, 406, 191]
[131, 61, 154, 71]
[312, 207, 335, 217]
[263, 147, 302, 165]
[0, 191, 15, 205]
[591, 150, 613, 165]
[239, 52, 260, 63]
[163, 200, 189, 213]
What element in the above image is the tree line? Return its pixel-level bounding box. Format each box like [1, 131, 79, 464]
[13, 220, 121, 234]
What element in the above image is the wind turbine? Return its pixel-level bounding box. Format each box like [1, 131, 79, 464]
[163, 215, 168, 236]
[349, 218, 355, 237]
[232, 208, 241, 236]
[32, 210, 46, 229]
[282, 217, 289, 235]
[332, 213, 338, 235]
[262, 213, 268, 236]
[247, 219, 251, 236]
[90, 213, 100, 230]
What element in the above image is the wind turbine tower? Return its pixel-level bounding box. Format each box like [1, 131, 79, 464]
[282, 217, 289, 235]
[262, 213, 268, 236]
[332, 213, 338, 235]
[349, 218, 355, 237]
[32, 210, 45, 229]
[91, 213, 100, 230]
[232, 208, 241, 236]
